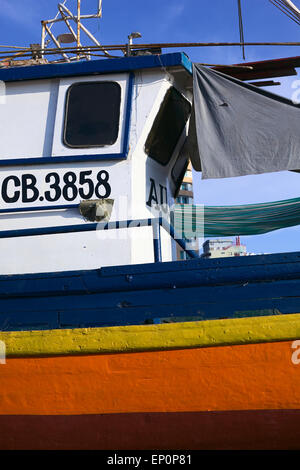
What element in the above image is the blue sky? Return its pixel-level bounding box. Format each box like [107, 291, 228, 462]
[0, 0, 300, 254]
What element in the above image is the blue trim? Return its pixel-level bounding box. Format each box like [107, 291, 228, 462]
[181, 53, 193, 74]
[0, 72, 135, 167]
[152, 219, 162, 263]
[0, 154, 126, 167]
[0, 219, 152, 239]
[0, 204, 78, 214]
[123, 72, 134, 157]
[0, 53, 192, 83]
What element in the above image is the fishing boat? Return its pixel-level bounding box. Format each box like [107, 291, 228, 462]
[1, 0, 300, 450]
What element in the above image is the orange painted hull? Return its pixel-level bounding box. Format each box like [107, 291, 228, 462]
[1, 340, 300, 449]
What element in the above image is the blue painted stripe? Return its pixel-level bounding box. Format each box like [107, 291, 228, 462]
[123, 72, 134, 156]
[0, 218, 154, 239]
[0, 53, 192, 83]
[0, 153, 126, 167]
[0, 204, 78, 214]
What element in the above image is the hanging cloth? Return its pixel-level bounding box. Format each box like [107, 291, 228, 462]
[173, 197, 300, 237]
[188, 64, 300, 179]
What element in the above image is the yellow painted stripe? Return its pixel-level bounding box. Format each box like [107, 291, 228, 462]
[1, 313, 300, 357]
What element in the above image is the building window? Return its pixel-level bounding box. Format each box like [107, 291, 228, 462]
[176, 196, 193, 204]
[145, 87, 191, 166]
[181, 182, 192, 192]
[63, 81, 121, 148]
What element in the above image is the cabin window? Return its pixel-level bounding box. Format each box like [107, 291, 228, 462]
[63, 81, 121, 148]
[145, 87, 191, 166]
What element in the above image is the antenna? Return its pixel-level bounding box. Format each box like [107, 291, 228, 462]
[41, 0, 110, 62]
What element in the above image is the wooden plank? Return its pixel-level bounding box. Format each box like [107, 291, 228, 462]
[1, 278, 300, 330]
[1, 252, 300, 298]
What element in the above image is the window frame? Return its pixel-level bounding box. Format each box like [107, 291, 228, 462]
[63, 80, 122, 150]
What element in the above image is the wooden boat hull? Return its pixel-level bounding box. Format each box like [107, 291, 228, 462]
[1, 315, 300, 450]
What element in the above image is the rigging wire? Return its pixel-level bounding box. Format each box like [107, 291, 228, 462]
[1, 41, 300, 65]
[0, 41, 298, 55]
[237, 0, 246, 60]
[270, 0, 300, 24]
[3, 1, 300, 64]
[269, 0, 300, 25]
[2, 1, 300, 63]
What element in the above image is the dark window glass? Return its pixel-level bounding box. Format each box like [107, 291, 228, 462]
[64, 81, 121, 148]
[145, 87, 191, 166]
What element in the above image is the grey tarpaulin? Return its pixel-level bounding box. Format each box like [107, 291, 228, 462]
[188, 63, 300, 179]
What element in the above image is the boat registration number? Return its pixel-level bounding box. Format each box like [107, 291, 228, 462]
[0, 170, 111, 206]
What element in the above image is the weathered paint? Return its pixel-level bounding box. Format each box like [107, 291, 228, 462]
[0, 340, 299, 416]
[2, 251, 300, 331]
[1, 313, 300, 357]
[0, 49, 299, 451]
[0, 52, 192, 84]
[1, 320, 300, 449]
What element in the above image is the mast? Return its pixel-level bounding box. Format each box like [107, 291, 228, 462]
[40, 0, 109, 62]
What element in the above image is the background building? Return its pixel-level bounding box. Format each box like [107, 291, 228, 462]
[202, 237, 247, 258]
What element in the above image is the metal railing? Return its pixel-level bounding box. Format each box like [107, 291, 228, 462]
[0, 216, 200, 263]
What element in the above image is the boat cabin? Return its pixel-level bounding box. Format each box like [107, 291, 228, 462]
[0, 52, 193, 274]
